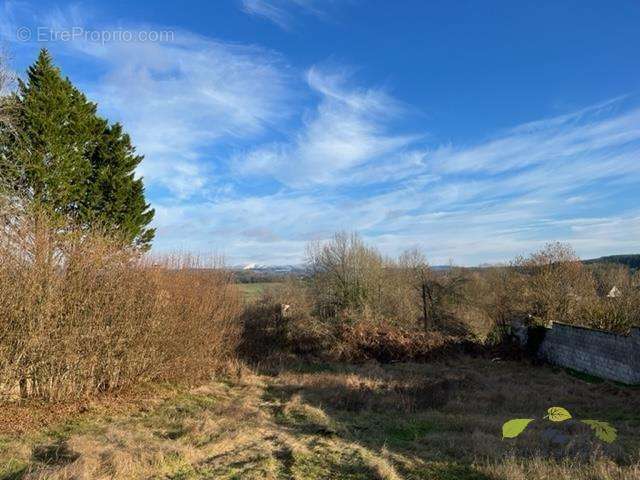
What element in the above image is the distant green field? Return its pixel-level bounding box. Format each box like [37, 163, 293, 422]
[237, 282, 281, 302]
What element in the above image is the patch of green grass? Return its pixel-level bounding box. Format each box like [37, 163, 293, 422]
[290, 447, 376, 480]
[0, 438, 11, 454]
[46, 416, 104, 441]
[158, 451, 199, 479]
[383, 420, 435, 444]
[340, 411, 451, 449]
[275, 401, 339, 437]
[237, 283, 281, 302]
[0, 459, 28, 480]
[407, 462, 495, 480]
[143, 392, 218, 430]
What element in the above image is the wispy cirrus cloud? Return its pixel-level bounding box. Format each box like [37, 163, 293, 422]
[241, 0, 292, 29]
[80, 36, 294, 198]
[3, 4, 296, 199]
[234, 65, 419, 186]
[240, 0, 340, 29]
[427, 106, 640, 176]
[154, 96, 640, 265]
[2, 2, 639, 266]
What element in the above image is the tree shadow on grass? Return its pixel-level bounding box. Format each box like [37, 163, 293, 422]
[259, 355, 634, 479]
[261, 375, 503, 479]
[0, 439, 81, 480]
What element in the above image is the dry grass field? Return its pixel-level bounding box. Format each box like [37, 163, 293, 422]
[1, 356, 638, 480]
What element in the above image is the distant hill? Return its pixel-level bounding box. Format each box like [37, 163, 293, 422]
[583, 254, 640, 270]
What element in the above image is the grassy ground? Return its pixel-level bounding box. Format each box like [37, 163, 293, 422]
[1, 356, 639, 479]
[237, 283, 281, 303]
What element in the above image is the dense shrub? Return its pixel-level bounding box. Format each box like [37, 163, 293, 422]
[240, 274, 475, 363]
[511, 243, 596, 326]
[0, 204, 242, 401]
[246, 236, 640, 363]
[306, 232, 387, 319]
[328, 322, 470, 363]
[304, 232, 473, 333]
[578, 294, 640, 333]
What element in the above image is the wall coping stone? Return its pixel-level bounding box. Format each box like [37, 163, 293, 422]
[551, 321, 639, 338]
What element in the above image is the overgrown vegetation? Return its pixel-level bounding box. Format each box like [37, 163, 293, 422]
[0, 202, 241, 401]
[243, 233, 640, 366]
[0, 50, 244, 403]
[1, 358, 639, 479]
[0, 49, 237, 402]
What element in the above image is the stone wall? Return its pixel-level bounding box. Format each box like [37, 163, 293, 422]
[539, 322, 640, 385]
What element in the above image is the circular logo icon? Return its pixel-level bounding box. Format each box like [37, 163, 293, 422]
[16, 27, 31, 42]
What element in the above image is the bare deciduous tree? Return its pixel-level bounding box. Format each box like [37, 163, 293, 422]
[399, 247, 432, 331]
[0, 49, 15, 129]
[306, 232, 385, 319]
[399, 248, 467, 332]
[513, 242, 595, 325]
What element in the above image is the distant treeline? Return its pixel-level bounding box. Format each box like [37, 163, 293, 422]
[584, 254, 640, 271]
[233, 268, 308, 284]
[234, 271, 295, 284]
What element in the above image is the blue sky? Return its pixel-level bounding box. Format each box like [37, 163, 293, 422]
[1, 0, 639, 265]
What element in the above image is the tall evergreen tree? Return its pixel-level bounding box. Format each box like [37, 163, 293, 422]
[1, 49, 100, 214]
[0, 49, 154, 248]
[83, 122, 155, 247]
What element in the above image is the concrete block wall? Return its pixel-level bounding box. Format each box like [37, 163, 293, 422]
[539, 322, 640, 385]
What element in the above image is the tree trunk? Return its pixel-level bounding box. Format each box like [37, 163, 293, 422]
[421, 283, 429, 332]
[19, 376, 28, 398]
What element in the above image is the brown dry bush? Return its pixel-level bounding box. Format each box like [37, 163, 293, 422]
[579, 263, 640, 334]
[511, 242, 597, 326]
[245, 235, 639, 365]
[328, 322, 470, 363]
[468, 243, 640, 339]
[242, 234, 483, 363]
[241, 282, 469, 363]
[578, 292, 640, 334]
[0, 203, 242, 401]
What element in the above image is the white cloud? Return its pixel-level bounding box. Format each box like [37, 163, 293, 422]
[169, 98, 640, 265]
[4, 4, 296, 198]
[240, 0, 342, 29]
[234, 65, 419, 186]
[73, 34, 293, 198]
[426, 104, 640, 175]
[241, 0, 292, 29]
